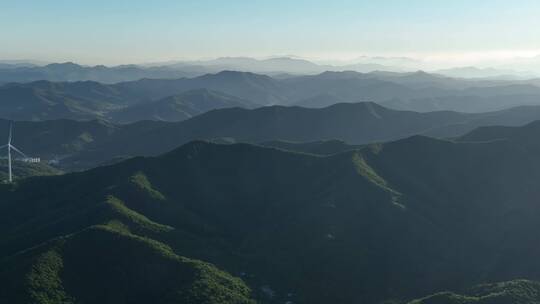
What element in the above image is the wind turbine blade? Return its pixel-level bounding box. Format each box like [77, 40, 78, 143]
[0, 144, 7, 150]
[10, 145, 28, 158]
[8, 122, 12, 144]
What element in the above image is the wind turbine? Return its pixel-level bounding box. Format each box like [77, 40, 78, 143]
[1, 122, 30, 183]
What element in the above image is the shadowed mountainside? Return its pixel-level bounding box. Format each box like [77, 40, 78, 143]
[407, 280, 540, 304]
[4, 122, 540, 302]
[6, 103, 540, 170]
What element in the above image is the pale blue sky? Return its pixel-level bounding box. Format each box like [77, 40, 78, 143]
[1, 0, 540, 65]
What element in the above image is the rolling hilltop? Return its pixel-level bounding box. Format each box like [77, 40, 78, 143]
[3, 122, 540, 303]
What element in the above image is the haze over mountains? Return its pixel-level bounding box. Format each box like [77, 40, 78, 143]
[4, 57, 540, 304]
[109, 89, 257, 124]
[3, 68, 540, 124]
[0, 62, 194, 84]
[1, 56, 539, 85]
[5, 0, 540, 302]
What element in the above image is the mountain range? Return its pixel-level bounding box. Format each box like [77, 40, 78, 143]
[3, 70, 540, 122]
[4, 121, 540, 303]
[0, 57, 407, 84]
[434, 66, 537, 79]
[109, 89, 257, 123]
[0, 79, 258, 122]
[0, 62, 195, 84]
[4, 60, 540, 304]
[6, 102, 540, 171]
[2, 57, 539, 84]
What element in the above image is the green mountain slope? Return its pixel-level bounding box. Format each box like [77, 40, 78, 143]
[0, 159, 62, 182]
[0, 141, 416, 303]
[259, 139, 362, 155]
[408, 280, 540, 304]
[0, 223, 254, 304]
[0, 118, 165, 169]
[4, 123, 540, 303]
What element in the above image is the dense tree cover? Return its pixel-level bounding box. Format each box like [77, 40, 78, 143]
[408, 280, 540, 304]
[0, 159, 61, 182]
[4, 122, 540, 302]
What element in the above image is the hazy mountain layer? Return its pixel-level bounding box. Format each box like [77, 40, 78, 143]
[0, 80, 130, 121]
[0, 62, 198, 83]
[109, 88, 257, 123]
[1, 59, 538, 84]
[3, 70, 540, 121]
[6, 103, 540, 170]
[0, 80, 257, 122]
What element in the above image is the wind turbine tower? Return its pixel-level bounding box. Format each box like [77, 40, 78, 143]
[1, 122, 38, 183]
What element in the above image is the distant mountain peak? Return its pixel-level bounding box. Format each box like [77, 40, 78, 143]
[202, 70, 275, 82]
[213, 70, 260, 76]
[45, 61, 82, 68]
